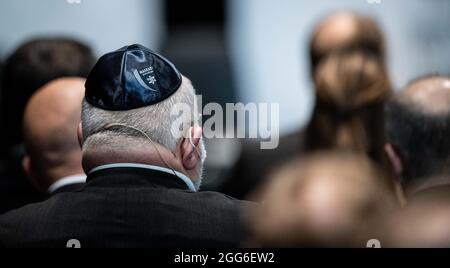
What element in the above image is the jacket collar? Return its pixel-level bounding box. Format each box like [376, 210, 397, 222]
[86, 163, 196, 192]
[47, 174, 87, 194]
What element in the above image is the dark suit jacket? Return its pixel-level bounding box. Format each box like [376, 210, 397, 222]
[50, 183, 85, 195]
[0, 166, 255, 248]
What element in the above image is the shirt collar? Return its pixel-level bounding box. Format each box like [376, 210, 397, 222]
[47, 174, 87, 194]
[88, 163, 197, 192]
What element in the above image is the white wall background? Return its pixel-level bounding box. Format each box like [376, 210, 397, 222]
[1, 0, 449, 136]
[0, 0, 163, 58]
[228, 0, 450, 134]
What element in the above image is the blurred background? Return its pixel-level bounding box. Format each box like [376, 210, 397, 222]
[1, 0, 449, 188]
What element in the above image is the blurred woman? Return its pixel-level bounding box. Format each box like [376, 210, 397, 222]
[306, 12, 392, 165]
[219, 12, 394, 200]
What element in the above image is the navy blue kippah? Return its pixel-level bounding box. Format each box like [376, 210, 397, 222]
[85, 44, 182, 110]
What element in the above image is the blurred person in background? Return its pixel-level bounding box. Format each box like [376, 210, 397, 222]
[0, 45, 255, 247]
[219, 12, 393, 200]
[22, 77, 86, 195]
[246, 152, 398, 248]
[378, 190, 450, 248]
[305, 12, 391, 163]
[0, 37, 95, 214]
[385, 75, 450, 199]
[373, 75, 450, 248]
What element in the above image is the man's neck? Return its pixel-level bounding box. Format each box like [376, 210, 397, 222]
[45, 162, 84, 183]
[47, 174, 86, 194]
[406, 175, 450, 197]
[82, 147, 178, 174]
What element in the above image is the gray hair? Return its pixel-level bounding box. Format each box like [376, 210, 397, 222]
[81, 76, 198, 152]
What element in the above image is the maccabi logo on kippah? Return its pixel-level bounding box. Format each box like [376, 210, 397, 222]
[85, 44, 182, 110]
[133, 66, 157, 91]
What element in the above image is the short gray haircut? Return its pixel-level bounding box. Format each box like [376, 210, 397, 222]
[81, 76, 198, 151]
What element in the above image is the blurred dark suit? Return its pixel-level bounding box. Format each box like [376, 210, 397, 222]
[0, 147, 45, 215]
[0, 166, 254, 248]
[50, 183, 85, 195]
[218, 130, 305, 200]
[0, 38, 95, 215]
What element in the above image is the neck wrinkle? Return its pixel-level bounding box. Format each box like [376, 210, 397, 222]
[407, 175, 450, 197]
[82, 148, 168, 175]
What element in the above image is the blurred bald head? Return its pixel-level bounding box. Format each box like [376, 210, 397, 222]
[23, 77, 85, 191]
[312, 12, 358, 52]
[385, 75, 450, 194]
[310, 11, 386, 72]
[397, 76, 450, 114]
[247, 152, 398, 247]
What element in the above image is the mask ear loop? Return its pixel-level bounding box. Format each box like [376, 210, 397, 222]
[103, 123, 179, 178]
[188, 126, 202, 158]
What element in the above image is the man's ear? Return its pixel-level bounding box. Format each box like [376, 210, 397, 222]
[181, 127, 202, 171]
[22, 155, 41, 192]
[22, 155, 31, 179]
[77, 122, 83, 148]
[385, 143, 403, 177]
